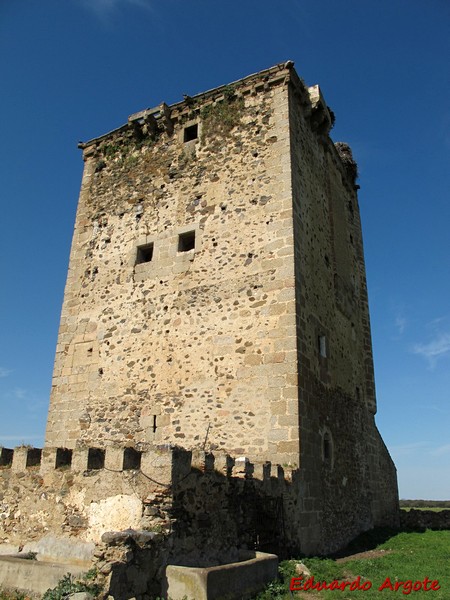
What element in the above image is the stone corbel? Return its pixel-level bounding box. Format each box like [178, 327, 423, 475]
[308, 84, 333, 135]
[159, 102, 174, 135]
[128, 109, 158, 139]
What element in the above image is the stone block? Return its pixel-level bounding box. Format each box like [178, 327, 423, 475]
[72, 448, 89, 472]
[105, 446, 124, 471]
[11, 447, 27, 472]
[164, 552, 278, 600]
[276, 441, 299, 454]
[40, 447, 57, 474]
[69, 593, 94, 600]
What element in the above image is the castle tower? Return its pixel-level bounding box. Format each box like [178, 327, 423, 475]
[45, 62, 398, 551]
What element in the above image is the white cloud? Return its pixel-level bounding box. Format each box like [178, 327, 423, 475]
[430, 444, 450, 457]
[0, 434, 44, 448]
[0, 435, 42, 441]
[391, 442, 450, 462]
[394, 315, 407, 336]
[430, 404, 450, 414]
[389, 302, 408, 339]
[398, 465, 450, 500]
[428, 316, 448, 328]
[390, 441, 430, 457]
[412, 331, 450, 368]
[0, 367, 11, 378]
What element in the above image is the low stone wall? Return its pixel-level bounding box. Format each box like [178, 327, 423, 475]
[0, 444, 174, 549]
[401, 509, 450, 531]
[1, 444, 292, 596]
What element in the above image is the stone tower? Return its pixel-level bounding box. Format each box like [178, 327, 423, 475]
[45, 62, 398, 552]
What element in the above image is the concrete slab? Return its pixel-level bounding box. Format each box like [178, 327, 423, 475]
[0, 545, 20, 555]
[0, 556, 86, 595]
[165, 552, 278, 600]
[22, 535, 95, 565]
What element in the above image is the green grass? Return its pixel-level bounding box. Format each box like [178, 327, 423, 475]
[253, 530, 450, 599]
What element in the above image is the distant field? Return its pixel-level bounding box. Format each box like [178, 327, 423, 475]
[401, 506, 447, 512]
[399, 500, 450, 510]
[254, 529, 450, 599]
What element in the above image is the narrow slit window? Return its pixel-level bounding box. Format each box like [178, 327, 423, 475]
[184, 123, 198, 142]
[136, 242, 154, 264]
[178, 230, 196, 252]
[323, 433, 332, 462]
[318, 335, 327, 358]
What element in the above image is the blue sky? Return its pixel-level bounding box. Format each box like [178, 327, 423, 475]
[0, 0, 449, 499]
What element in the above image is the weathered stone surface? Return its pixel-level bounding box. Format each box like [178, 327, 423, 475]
[101, 531, 131, 545]
[101, 529, 158, 546]
[88, 495, 142, 542]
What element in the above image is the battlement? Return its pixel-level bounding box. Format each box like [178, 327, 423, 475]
[0, 444, 294, 486]
[78, 61, 299, 150]
[0, 442, 298, 569]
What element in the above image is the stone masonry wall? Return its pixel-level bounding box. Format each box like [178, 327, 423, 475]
[45, 64, 299, 466]
[286, 72, 399, 553]
[400, 509, 450, 531]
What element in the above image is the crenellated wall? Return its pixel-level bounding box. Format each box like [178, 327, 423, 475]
[1, 443, 295, 596]
[0, 437, 397, 564]
[0, 444, 294, 556]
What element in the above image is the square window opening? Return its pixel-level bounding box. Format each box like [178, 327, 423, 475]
[56, 448, 73, 469]
[136, 242, 154, 264]
[184, 124, 198, 142]
[123, 447, 142, 471]
[0, 448, 13, 468]
[26, 448, 42, 468]
[178, 230, 196, 253]
[87, 447, 105, 470]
